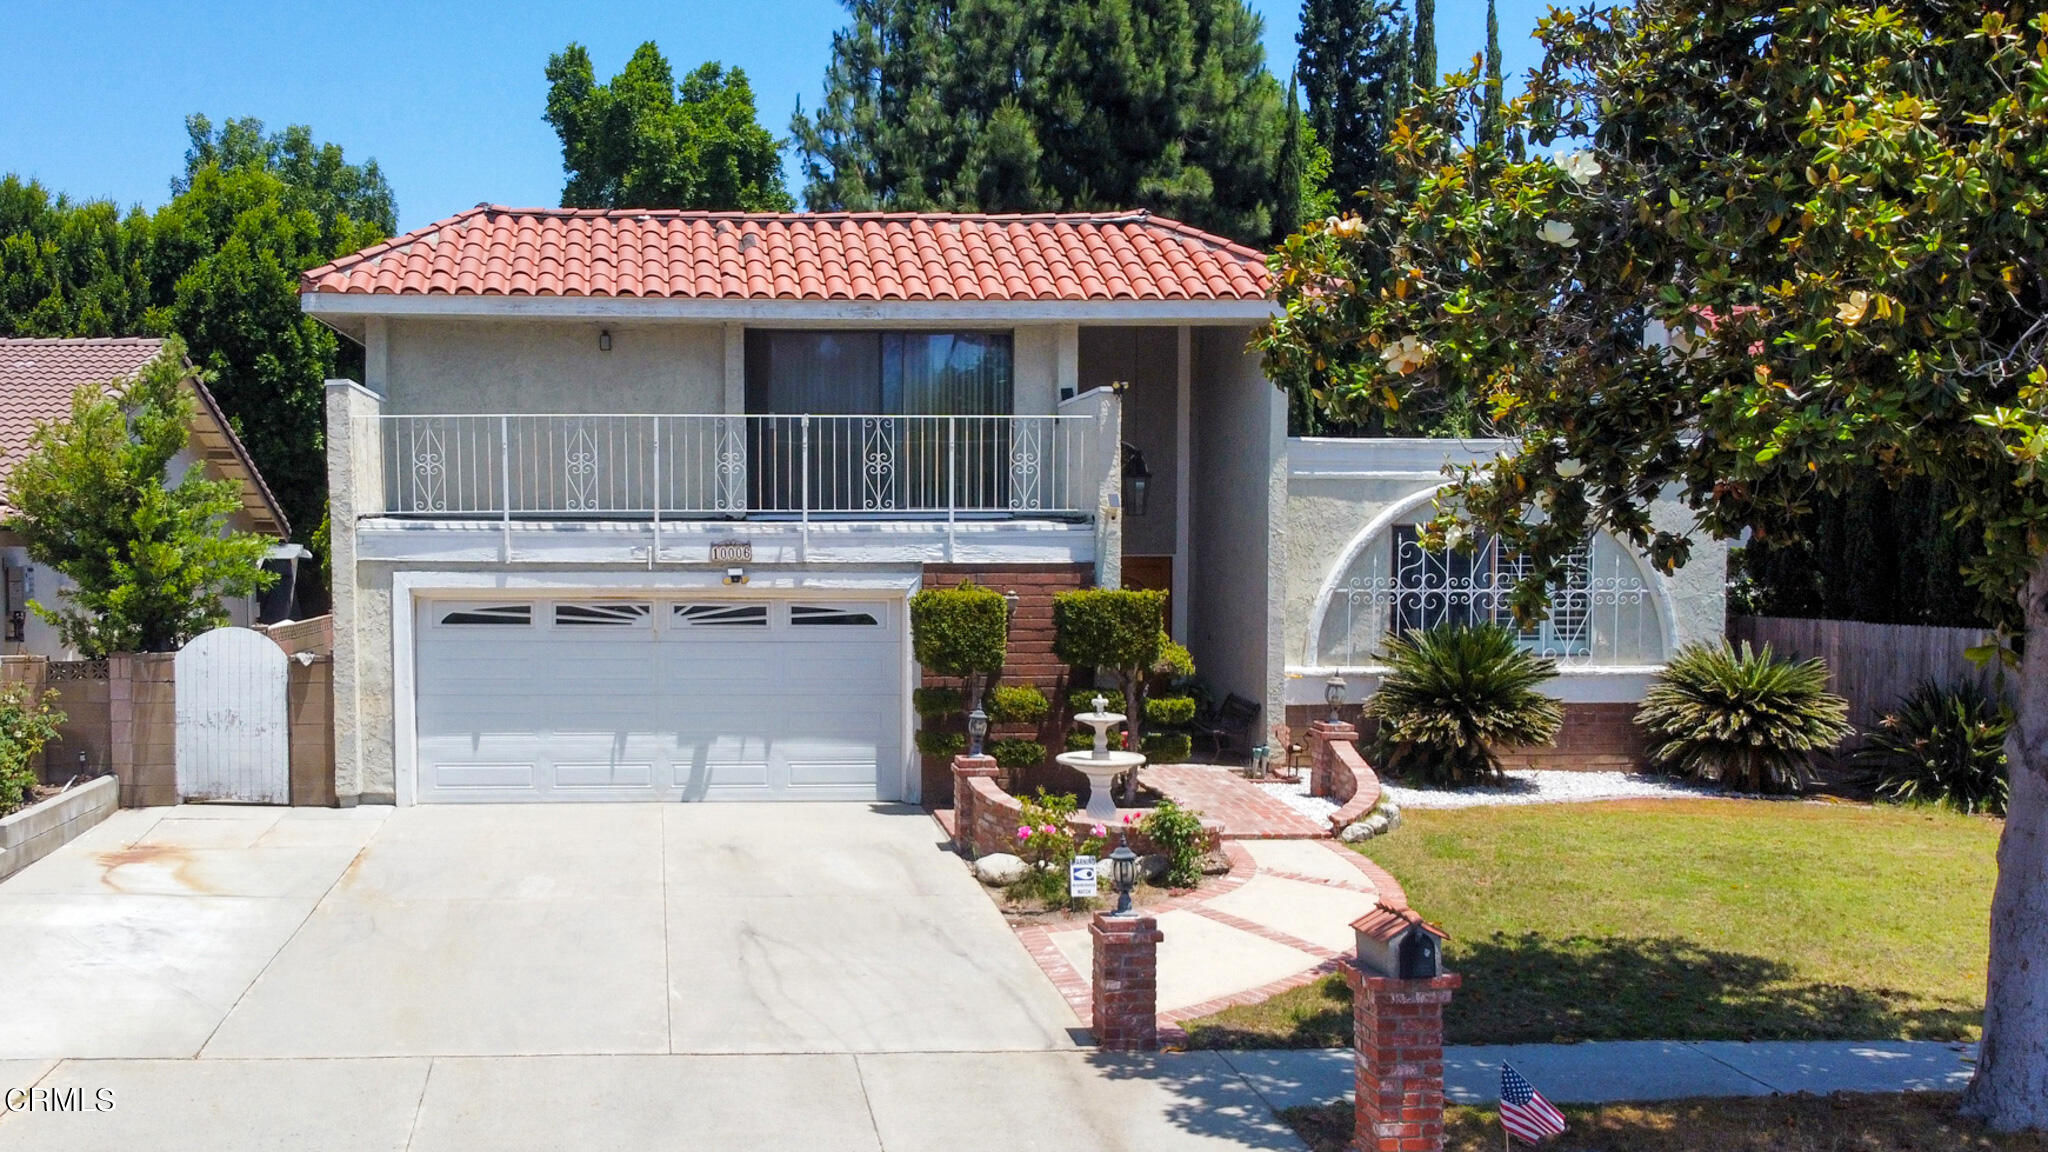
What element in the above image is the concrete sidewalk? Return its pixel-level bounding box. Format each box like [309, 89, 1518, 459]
[1215, 1040, 1980, 1112]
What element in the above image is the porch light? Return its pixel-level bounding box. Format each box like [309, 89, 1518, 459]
[1108, 844, 1139, 915]
[1122, 443, 1151, 517]
[598, 329, 612, 352]
[968, 707, 990, 758]
[1324, 674, 1348, 722]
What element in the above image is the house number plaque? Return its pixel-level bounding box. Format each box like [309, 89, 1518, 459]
[708, 540, 752, 564]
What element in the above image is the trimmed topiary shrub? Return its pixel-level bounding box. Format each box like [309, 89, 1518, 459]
[1068, 687, 1126, 714]
[1368, 623, 1564, 786]
[912, 687, 965, 718]
[1637, 641, 1852, 793]
[1141, 731, 1193, 763]
[909, 582, 1009, 679]
[1065, 729, 1097, 752]
[1144, 694, 1197, 728]
[1858, 678, 2010, 815]
[989, 738, 1048, 771]
[986, 684, 1051, 725]
[914, 728, 967, 757]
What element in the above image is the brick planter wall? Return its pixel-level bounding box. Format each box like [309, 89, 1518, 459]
[919, 563, 1094, 802]
[1344, 963, 1461, 1152]
[1310, 720, 1382, 834]
[950, 756, 1222, 860]
[1289, 701, 1649, 773]
[1091, 912, 1163, 1050]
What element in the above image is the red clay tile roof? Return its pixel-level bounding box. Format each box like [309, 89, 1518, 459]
[300, 207, 1273, 302]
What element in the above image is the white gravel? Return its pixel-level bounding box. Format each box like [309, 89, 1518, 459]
[1253, 776, 1343, 822]
[1383, 769, 1723, 809]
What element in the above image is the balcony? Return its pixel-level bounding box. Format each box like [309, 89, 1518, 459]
[369, 413, 1102, 521]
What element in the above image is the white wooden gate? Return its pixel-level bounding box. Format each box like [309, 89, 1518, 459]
[175, 627, 290, 804]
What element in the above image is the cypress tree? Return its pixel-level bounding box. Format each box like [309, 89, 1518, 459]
[1296, 0, 1412, 202]
[1478, 0, 1505, 148]
[1411, 0, 1437, 89]
[792, 0, 1294, 245]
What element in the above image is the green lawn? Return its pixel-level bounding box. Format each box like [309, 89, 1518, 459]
[1185, 799, 2000, 1048]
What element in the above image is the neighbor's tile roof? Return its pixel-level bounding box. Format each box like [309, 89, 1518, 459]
[300, 207, 1272, 302]
[0, 337, 164, 482]
[0, 337, 287, 536]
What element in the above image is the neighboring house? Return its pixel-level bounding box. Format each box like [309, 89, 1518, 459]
[0, 337, 297, 659]
[303, 206, 1723, 808]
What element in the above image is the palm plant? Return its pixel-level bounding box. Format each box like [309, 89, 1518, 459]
[1857, 679, 2011, 816]
[1636, 642, 1851, 793]
[1367, 624, 1564, 786]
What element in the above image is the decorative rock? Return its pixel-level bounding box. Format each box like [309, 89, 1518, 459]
[1135, 854, 1169, 882]
[973, 853, 1030, 886]
[1380, 801, 1402, 831]
[1338, 820, 1377, 844]
[1198, 849, 1232, 876]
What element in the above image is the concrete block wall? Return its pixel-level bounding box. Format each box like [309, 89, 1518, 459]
[258, 617, 336, 807]
[108, 652, 177, 807]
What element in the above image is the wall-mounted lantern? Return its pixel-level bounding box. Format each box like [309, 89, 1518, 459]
[598, 329, 613, 352]
[1121, 443, 1151, 518]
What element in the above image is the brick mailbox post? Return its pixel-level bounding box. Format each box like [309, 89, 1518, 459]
[1347, 903, 1458, 1152]
[1090, 911, 1163, 1050]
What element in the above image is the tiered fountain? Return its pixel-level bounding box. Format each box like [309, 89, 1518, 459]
[1055, 693, 1148, 823]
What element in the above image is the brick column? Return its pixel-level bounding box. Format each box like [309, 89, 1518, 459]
[950, 753, 999, 854]
[1091, 912, 1163, 1050]
[1344, 962, 1460, 1152]
[1309, 719, 1358, 798]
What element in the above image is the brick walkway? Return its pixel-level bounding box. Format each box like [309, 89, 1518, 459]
[1140, 764, 1328, 840]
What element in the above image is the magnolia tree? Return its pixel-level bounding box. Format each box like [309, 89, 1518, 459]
[1258, 2, 2048, 1129]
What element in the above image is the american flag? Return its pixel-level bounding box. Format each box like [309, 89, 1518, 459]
[1499, 1063, 1568, 1145]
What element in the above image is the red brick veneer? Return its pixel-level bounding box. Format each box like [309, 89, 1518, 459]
[1309, 720, 1383, 834]
[919, 563, 1094, 801]
[1288, 701, 1650, 773]
[951, 756, 1223, 859]
[1091, 913, 1164, 1050]
[1345, 965, 1461, 1152]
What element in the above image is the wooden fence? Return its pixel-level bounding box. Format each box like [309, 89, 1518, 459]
[1727, 615, 2004, 737]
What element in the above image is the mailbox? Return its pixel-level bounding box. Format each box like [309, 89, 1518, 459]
[1351, 902, 1449, 980]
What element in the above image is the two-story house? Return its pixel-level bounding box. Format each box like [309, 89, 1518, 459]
[306, 207, 1724, 808]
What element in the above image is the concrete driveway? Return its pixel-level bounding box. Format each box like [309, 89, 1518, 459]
[0, 804, 1306, 1152]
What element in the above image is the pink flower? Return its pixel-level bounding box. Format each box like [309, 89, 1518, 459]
[1123, 812, 1137, 824]
[1017, 826, 1031, 840]
[1041, 824, 1056, 835]
[1091, 825, 1106, 838]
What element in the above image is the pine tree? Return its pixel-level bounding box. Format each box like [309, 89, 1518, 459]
[1411, 0, 1437, 89]
[1296, 0, 1413, 203]
[792, 0, 1297, 245]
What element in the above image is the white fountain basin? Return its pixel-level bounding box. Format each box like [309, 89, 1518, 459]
[1060, 706, 1147, 823]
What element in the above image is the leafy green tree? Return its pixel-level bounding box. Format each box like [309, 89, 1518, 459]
[792, 0, 1299, 245]
[1410, 0, 1436, 87]
[1295, 0, 1413, 202]
[3, 116, 393, 564]
[544, 43, 793, 211]
[0, 177, 159, 338]
[1478, 0, 1504, 150]
[1257, 1, 2048, 1127]
[1, 339, 273, 656]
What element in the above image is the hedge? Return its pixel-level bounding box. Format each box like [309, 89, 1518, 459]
[910, 582, 1008, 677]
[914, 729, 967, 757]
[986, 683, 1051, 725]
[912, 687, 965, 718]
[1144, 694, 1197, 727]
[1142, 732, 1193, 764]
[989, 738, 1048, 771]
[1052, 588, 1165, 673]
[1067, 686, 1126, 714]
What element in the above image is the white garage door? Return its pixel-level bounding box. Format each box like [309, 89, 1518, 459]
[413, 596, 905, 803]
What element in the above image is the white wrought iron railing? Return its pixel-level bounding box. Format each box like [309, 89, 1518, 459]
[372, 413, 1095, 519]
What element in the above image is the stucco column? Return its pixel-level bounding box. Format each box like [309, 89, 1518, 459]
[325, 380, 383, 807]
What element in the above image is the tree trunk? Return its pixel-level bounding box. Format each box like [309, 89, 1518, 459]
[1961, 558, 2048, 1130]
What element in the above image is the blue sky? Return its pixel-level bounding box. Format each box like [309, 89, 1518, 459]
[1, 0, 1554, 233]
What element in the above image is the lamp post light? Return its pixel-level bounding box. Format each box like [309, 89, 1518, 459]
[1324, 674, 1348, 723]
[1108, 843, 1139, 915]
[967, 706, 990, 758]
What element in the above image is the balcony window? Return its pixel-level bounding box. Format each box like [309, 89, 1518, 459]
[744, 331, 1016, 511]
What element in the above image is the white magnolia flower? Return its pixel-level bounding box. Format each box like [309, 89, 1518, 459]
[1538, 220, 1578, 248]
[1331, 215, 1364, 238]
[1836, 290, 1871, 325]
[1381, 335, 1433, 375]
[1557, 150, 1603, 183]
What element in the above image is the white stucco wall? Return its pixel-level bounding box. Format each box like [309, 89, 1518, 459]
[1187, 326, 1288, 726]
[1281, 437, 1728, 705]
[380, 318, 727, 414]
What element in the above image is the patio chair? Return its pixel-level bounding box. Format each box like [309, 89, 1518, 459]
[1196, 694, 1261, 760]
[1269, 722, 1305, 782]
